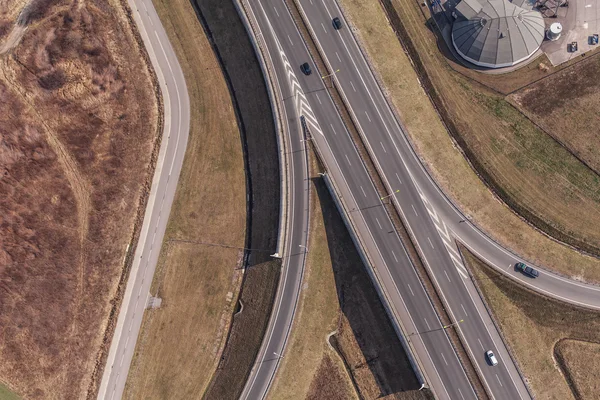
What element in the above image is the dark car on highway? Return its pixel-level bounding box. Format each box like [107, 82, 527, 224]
[300, 62, 312, 76]
[332, 17, 342, 30]
[515, 262, 539, 278]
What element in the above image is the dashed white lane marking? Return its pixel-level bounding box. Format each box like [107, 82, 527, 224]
[365, 111, 371, 122]
[376, 217, 383, 230]
[444, 270, 451, 282]
[458, 388, 466, 400]
[350, 81, 356, 91]
[273, 6, 279, 16]
[427, 237, 434, 249]
[441, 352, 448, 366]
[360, 186, 367, 197]
[395, 173, 402, 185]
[496, 374, 503, 387]
[336, 51, 341, 62]
[287, 35, 293, 46]
[380, 142, 387, 153]
[392, 250, 398, 262]
[315, 93, 322, 104]
[327, 124, 336, 137]
[461, 303, 468, 317]
[412, 204, 418, 216]
[424, 318, 431, 330]
[321, 22, 327, 33]
[478, 339, 484, 351]
[345, 154, 352, 166]
[408, 284, 415, 296]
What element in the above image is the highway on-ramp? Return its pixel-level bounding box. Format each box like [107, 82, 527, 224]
[97, 0, 190, 399]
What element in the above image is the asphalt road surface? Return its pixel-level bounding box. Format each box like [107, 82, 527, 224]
[238, 2, 312, 397]
[96, 0, 190, 399]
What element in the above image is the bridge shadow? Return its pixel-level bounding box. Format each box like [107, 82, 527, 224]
[312, 176, 421, 397]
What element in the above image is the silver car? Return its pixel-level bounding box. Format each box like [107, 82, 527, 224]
[486, 350, 498, 366]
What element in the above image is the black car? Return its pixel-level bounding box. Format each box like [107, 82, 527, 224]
[332, 17, 342, 30]
[515, 262, 539, 278]
[300, 62, 312, 75]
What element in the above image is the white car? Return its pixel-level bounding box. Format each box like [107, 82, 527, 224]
[486, 350, 498, 366]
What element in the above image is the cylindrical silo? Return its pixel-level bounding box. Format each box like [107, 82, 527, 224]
[546, 22, 563, 41]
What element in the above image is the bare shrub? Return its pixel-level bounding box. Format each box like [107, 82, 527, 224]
[38, 68, 66, 90]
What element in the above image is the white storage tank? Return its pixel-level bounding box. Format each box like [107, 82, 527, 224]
[546, 22, 563, 41]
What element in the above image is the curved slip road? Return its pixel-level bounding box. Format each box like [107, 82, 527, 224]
[97, 0, 190, 399]
[237, 3, 311, 399]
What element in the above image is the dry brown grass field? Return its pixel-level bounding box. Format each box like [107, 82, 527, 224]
[337, 0, 600, 282]
[509, 55, 600, 175]
[0, 0, 159, 398]
[122, 0, 246, 397]
[464, 249, 600, 400]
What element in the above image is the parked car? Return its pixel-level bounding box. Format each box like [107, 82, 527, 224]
[300, 62, 312, 76]
[486, 350, 498, 366]
[332, 17, 342, 30]
[515, 262, 539, 278]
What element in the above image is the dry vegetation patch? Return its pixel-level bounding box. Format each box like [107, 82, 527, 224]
[336, 0, 600, 282]
[0, 0, 158, 398]
[554, 339, 600, 400]
[509, 55, 600, 175]
[122, 0, 246, 396]
[464, 249, 600, 399]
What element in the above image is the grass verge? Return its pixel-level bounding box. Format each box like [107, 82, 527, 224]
[0, 384, 20, 400]
[336, 0, 600, 282]
[463, 248, 600, 399]
[122, 0, 246, 397]
[509, 55, 600, 175]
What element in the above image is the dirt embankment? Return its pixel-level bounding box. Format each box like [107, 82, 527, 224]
[183, 0, 282, 398]
[0, 0, 159, 398]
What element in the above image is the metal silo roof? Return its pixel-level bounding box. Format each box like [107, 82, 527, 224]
[452, 0, 545, 68]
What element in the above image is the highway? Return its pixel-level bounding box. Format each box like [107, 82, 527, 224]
[97, 0, 190, 399]
[94, 0, 600, 399]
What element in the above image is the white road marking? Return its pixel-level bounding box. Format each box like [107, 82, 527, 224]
[424, 318, 431, 330]
[345, 154, 351, 166]
[336, 51, 341, 62]
[427, 237, 434, 249]
[496, 374, 503, 387]
[350, 81, 356, 91]
[365, 111, 371, 122]
[392, 250, 398, 262]
[395, 172, 402, 185]
[444, 270, 451, 282]
[287, 35, 293, 46]
[408, 284, 415, 296]
[441, 352, 448, 366]
[461, 303, 468, 317]
[380, 141, 387, 153]
[330, 123, 337, 135]
[273, 7, 279, 17]
[360, 186, 367, 197]
[458, 388, 466, 400]
[376, 217, 382, 230]
[321, 22, 327, 33]
[478, 339, 484, 351]
[412, 204, 418, 216]
[315, 93, 322, 104]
